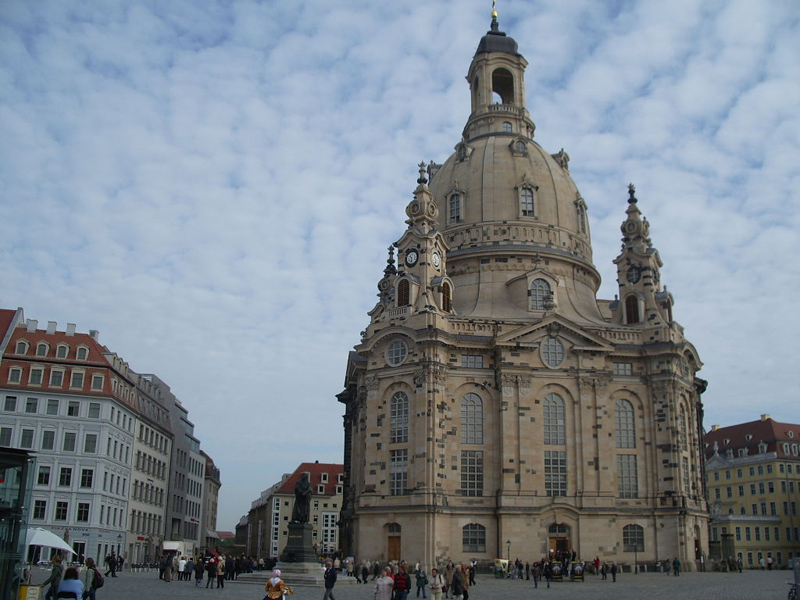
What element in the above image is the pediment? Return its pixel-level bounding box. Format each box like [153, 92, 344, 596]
[494, 315, 614, 352]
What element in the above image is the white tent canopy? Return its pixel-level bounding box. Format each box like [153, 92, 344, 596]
[24, 527, 76, 554]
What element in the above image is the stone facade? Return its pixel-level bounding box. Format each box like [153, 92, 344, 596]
[338, 14, 708, 569]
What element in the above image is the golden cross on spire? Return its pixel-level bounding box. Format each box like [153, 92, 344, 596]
[491, 0, 498, 19]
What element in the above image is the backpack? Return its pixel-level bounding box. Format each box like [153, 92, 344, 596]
[92, 567, 105, 589]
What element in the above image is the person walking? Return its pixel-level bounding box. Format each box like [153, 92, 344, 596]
[672, 557, 681, 576]
[415, 566, 428, 598]
[216, 556, 225, 589]
[41, 555, 63, 600]
[205, 558, 216, 588]
[428, 567, 445, 600]
[610, 563, 617, 582]
[393, 564, 412, 600]
[265, 569, 287, 600]
[532, 561, 541, 588]
[375, 567, 395, 600]
[194, 558, 204, 587]
[450, 565, 463, 600]
[323, 560, 337, 600]
[83, 557, 100, 600]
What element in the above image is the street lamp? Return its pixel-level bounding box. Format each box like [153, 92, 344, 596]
[506, 539, 511, 567]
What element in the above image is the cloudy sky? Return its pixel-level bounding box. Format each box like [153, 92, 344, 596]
[1, 0, 798, 530]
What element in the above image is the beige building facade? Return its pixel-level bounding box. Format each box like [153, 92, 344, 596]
[338, 13, 708, 569]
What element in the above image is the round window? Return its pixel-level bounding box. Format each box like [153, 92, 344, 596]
[541, 337, 565, 368]
[386, 340, 408, 367]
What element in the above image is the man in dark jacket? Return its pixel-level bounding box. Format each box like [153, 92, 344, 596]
[393, 564, 412, 600]
[323, 560, 337, 600]
[450, 565, 464, 600]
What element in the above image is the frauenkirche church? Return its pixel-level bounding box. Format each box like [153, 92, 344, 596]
[337, 10, 708, 569]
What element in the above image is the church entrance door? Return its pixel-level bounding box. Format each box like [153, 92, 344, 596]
[388, 536, 401, 561]
[548, 537, 569, 554]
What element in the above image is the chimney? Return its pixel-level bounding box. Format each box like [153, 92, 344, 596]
[46, 321, 57, 335]
[66, 323, 76, 337]
[26, 319, 38, 333]
[711, 425, 720, 431]
[761, 414, 771, 421]
[89, 330, 100, 341]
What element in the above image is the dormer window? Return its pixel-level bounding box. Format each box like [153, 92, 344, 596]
[321, 473, 328, 483]
[15, 341, 28, 355]
[449, 193, 462, 224]
[520, 187, 535, 217]
[56, 345, 69, 359]
[745, 434, 753, 441]
[36, 343, 49, 357]
[510, 139, 528, 156]
[789, 431, 794, 439]
[456, 145, 469, 163]
[758, 442, 767, 454]
[738, 448, 748, 457]
[530, 279, 551, 311]
[76, 346, 89, 361]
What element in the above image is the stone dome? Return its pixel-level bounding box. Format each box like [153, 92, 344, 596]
[424, 17, 603, 321]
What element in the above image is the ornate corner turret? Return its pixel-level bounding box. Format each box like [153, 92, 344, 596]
[612, 184, 674, 329]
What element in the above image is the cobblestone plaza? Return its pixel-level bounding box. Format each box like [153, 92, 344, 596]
[28, 568, 796, 600]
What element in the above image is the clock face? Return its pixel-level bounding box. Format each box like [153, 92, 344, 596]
[405, 250, 419, 267]
[432, 252, 441, 268]
[627, 265, 641, 284]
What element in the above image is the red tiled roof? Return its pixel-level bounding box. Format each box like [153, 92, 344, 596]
[704, 417, 800, 460]
[276, 462, 344, 497]
[0, 309, 20, 344]
[216, 531, 235, 540]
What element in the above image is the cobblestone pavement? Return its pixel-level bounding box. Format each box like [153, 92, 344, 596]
[28, 568, 796, 600]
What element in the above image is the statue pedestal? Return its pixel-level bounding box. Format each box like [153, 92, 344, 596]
[280, 522, 317, 563]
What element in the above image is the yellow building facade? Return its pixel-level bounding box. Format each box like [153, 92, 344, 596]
[704, 415, 800, 568]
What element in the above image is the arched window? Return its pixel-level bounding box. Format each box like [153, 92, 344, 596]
[520, 187, 534, 217]
[398, 279, 410, 306]
[548, 523, 569, 535]
[502, 121, 512, 133]
[390, 392, 409, 444]
[623, 524, 644, 551]
[615, 400, 636, 448]
[492, 68, 514, 104]
[36, 343, 49, 357]
[543, 393, 565, 445]
[461, 393, 483, 445]
[449, 193, 462, 224]
[679, 405, 688, 451]
[442, 282, 452, 312]
[576, 203, 586, 234]
[625, 295, 640, 324]
[530, 279, 551, 311]
[15, 341, 28, 355]
[56, 345, 69, 359]
[462, 523, 486, 552]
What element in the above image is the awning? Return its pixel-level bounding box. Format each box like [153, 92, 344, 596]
[206, 530, 220, 540]
[162, 541, 182, 551]
[208, 549, 220, 558]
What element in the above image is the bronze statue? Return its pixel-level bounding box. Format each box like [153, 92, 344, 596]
[291, 473, 312, 523]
